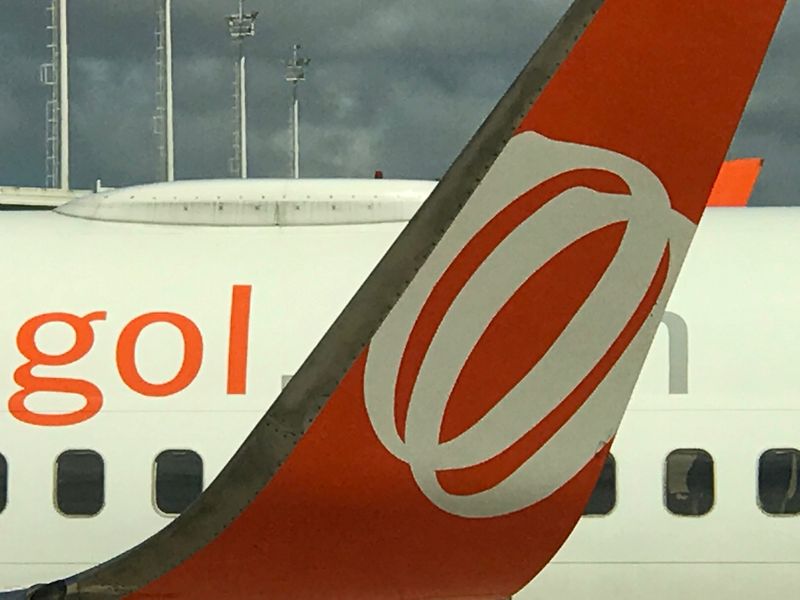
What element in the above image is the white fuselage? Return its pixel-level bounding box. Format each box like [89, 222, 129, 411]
[0, 192, 797, 597]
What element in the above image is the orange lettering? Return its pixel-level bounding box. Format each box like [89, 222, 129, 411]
[9, 312, 106, 427]
[116, 312, 203, 397]
[227, 285, 252, 395]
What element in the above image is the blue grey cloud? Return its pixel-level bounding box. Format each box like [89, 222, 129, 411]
[0, 0, 797, 207]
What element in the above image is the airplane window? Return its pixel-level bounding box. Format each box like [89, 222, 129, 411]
[56, 450, 104, 517]
[0, 453, 7, 513]
[665, 449, 714, 516]
[154, 450, 203, 515]
[759, 449, 800, 516]
[583, 453, 616, 516]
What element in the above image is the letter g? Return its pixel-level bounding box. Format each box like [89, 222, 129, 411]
[9, 312, 106, 427]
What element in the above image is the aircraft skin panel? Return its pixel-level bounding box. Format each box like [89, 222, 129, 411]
[0, 209, 798, 597]
[54, 179, 437, 227]
[5, 0, 786, 598]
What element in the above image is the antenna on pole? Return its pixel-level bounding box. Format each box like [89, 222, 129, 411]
[40, 0, 59, 188]
[154, 0, 175, 182]
[226, 0, 258, 179]
[40, 0, 69, 190]
[285, 44, 310, 179]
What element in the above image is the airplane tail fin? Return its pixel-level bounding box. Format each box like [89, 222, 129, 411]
[708, 157, 765, 206]
[28, 1, 785, 598]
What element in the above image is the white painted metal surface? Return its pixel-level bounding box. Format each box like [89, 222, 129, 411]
[54, 178, 436, 225]
[0, 207, 796, 596]
[0, 186, 88, 208]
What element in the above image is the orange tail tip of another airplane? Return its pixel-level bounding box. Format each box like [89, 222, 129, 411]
[708, 158, 765, 207]
[17, 1, 786, 599]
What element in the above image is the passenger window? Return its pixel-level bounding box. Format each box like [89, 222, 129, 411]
[584, 453, 616, 516]
[665, 449, 714, 516]
[0, 453, 7, 513]
[154, 450, 203, 515]
[759, 449, 800, 515]
[56, 450, 104, 516]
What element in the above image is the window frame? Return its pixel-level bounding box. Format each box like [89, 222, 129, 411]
[663, 448, 715, 517]
[53, 449, 105, 518]
[582, 452, 617, 518]
[152, 449, 204, 517]
[757, 448, 800, 517]
[0, 452, 7, 514]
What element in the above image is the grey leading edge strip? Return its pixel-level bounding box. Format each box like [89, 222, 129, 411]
[25, 0, 605, 597]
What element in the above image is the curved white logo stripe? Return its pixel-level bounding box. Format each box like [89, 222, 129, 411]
[364, 131, 694, 518]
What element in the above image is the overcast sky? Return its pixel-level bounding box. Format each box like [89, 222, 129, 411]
[0, 0, 797, 205]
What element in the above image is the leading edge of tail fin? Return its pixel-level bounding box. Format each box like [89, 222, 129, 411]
[42, 1, 784, 599]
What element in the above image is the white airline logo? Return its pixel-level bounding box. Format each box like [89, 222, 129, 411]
[364, 132, 694, 518]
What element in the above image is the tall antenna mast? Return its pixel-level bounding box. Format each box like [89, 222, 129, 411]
[40, 1, 59, 188]
[226, 0, 258, 179]
[154, 0, 175, 182]
[40, 0, 69, 190]
[285, 44, 310, 179]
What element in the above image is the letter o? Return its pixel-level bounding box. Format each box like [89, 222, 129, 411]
[116, 313, 203, 397]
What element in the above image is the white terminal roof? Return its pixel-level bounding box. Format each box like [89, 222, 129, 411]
[0, 186, 90, 208]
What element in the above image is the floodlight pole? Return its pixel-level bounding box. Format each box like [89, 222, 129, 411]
[227, 0, 257, 179]
[59, 0, 69, 190]
[291, 75, 299, 179]
[165, 0, 174, 181]
[41, 0, 60, 188]
[238, 43, 248, 179]
[154, 0, 175, 181]
[285, 44, 310, 179]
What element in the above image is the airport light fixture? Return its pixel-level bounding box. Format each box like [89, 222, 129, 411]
[226, 6, 258, 39]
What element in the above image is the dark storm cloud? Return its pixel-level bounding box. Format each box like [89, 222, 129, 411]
[0, 0, 798, 206]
